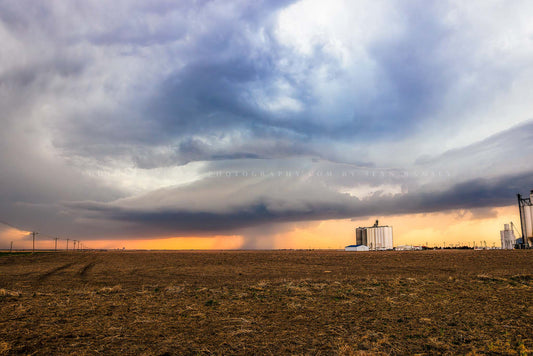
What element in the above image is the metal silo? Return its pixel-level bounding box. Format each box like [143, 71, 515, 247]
[351, 221, 394, 250]
[517, 191, 533, 248]
[384, 226, 393, 249]
[529, 191, 533, 241]
[500, 223, 516, 249]
[356, 228, 363, 245]
[368, 228, 376, 250]
[525, 206, 533, 240]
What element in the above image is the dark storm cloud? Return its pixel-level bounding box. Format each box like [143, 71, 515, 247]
[364, 2, 452, 134]
[66, 169, 531, 238]
[1, 0, 533, 243]
[37, 0, 313, 167]
[4, 0, 523, 169]
[93, 0, 530, 168]
[144, 2, 446, 143]
[416, 119, 533, 167]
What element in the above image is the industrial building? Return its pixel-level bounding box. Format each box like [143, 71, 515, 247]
[355, 220, 393, 250]
[500, 223, 516, 249]
[394, 245, 423, 251]
[517, 191, 533, 248]
[344, 244, 369, 252]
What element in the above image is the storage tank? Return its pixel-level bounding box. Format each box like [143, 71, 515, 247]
[522, 193, 533, 246]
[366, 226, 394, 250]
[356, 228, 363, 245]
[356, 227, 368, 246]
[524, 205, 533, 241]
[367, 228, 375, 250]
[517, 192, 533, 247]
[384, 226, 393, 250]
[352, 222, 394, 250]
[500, 223, 516, 249]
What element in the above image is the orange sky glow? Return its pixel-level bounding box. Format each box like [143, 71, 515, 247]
[2, 205, 520, 250]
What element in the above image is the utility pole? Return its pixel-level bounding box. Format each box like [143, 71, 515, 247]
[66, 238, 70, 251]
[32, 232, 38, 254]
[10, 241, 13, 253]
[54, 237, 58, 252]
[73, 240, 77, 251]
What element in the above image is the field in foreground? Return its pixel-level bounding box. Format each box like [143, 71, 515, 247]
[1, 250, 532, 355]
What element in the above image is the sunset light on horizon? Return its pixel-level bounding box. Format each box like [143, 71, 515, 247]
[1, 205, 521, 250]
[1, 1, 532, 250]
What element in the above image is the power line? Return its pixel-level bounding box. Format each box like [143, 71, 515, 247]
[1, 217, 92, 252]
[32, 231, 38, 254]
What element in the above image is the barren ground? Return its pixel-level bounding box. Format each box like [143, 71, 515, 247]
[0, 250, 532, 355]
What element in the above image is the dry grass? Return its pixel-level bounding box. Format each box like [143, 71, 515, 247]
[97, 285, 122, 294]
[0, 250, 532, 355]
[0, 289, 20, 297]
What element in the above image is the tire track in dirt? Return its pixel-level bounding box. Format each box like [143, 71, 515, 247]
[78, 260, 98, 277]
[37, 262, 77, 282]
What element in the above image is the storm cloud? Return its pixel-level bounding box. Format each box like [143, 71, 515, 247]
[64, 167, 532, 238]
[1, 0, 532, 243]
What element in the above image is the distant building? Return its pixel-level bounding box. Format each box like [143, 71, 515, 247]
[355, 220, 393, 250]
[500, 223, 516, 249]
[345, 244, 369, 252]
[394, 245, 422, 251]
[517, 191, 533, 247]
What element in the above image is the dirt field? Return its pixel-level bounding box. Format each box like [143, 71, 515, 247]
[0, 250, 532, 355]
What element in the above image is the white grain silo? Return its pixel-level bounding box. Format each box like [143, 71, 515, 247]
[385, 227, 393, 249]
[517, 191, 533, 247]
[368, 228, 376, 250]
[353, 220, 393, 250]
[500, 223, 516, 249]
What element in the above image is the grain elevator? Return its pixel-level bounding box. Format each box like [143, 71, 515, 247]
[517, 191, 533, 248]
[500, 223, 516, 249]
[355, 220, 393, 250]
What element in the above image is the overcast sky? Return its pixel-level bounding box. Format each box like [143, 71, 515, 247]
[1, 0, 532, 245]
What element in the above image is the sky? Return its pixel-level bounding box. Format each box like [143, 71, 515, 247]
[1, 0, 532, 250]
